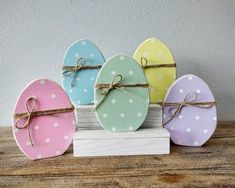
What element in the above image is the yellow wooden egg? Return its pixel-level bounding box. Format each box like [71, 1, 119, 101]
[133, 38, 176, 103]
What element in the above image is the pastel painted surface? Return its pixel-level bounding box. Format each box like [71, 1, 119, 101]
[133, 38, 176, 103]
[62, 39, 105, 105]
[163, 74, 217, 146]
[13, 79, 76, 160]
[95, 55, 149, 132]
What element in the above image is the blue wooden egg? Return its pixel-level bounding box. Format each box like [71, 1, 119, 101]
[62, 39, 105, 105]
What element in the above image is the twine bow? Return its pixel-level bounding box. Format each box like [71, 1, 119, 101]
[14, 97, 74, 146]
[162, 92, 216, 126]
[63, 57, 102, 87]
[141, 57, 176, 69]
[94, 74, 149, 110]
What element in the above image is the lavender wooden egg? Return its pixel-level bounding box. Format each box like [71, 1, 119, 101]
[163, 74, 217, 146]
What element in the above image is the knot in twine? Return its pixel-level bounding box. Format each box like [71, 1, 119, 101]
[140, 57, 176, 69]
[162, 92, 216, 126]
[14, 97, 74, 146]
[94, 74, 149, 110]
[63, 57, 102, 87]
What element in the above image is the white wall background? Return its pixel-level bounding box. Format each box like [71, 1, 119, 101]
[1, 0, 235, 126]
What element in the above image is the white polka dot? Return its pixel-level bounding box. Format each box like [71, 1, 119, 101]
[90, 77, 95, 81]
[64, 135, 69, 140]
[203, 129, 208, 133]
[40, 80, 45, 85]
[158, 51, 163, 55]
[179, 89, 184, 93]
[129, 99, 133, 103]
[143, 52, 148, 57]
[213, 116, 217, 121]
[45, 138, 50, 143]
[77, 100, 81, 104]
[129, 70, 134, 75]
[83, 88, 88, 93]
[170, 127, 174, 131]
[195, 115, 200, 120]
[158, 75, 162, 80]
[37, 154, 42, 159]
[82, 41, 86, 45]
[64, 114, 68, 118]
[163, 114, 166, 119]
[186, 128, 191, 132]
[69, 89, 73, 93]
[120, 113, 125, 118]
[72, 120, 75, 125]
[112, 127, 116, 131]
[53, 122, 58, 127]
[51, 94, 56, 99]
[194, 141, 199, 146]
[26, 141, 31, 146]
[196, 89, 201, 94]
[75, 53, 79, 57]
[34, 125, 39, 130]
[178, 115, 183, 119]
[137, 112, 142, 117]
[111, 99, 116, 104]
[111, 71, 116, 75]
[120, 56, 124, 60]
[76, 77, 80, 81]
[188, 76, 193, 80]
[129, 126, 133, 131]
[14, 128, 19, 133]
[103, 113, 108, 118]
[89, 53, 94, 57]
[56, 150, 61, 155]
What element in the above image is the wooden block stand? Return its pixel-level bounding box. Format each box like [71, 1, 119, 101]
[73, 104, 170, 157]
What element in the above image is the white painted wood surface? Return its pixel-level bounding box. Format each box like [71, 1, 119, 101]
[73, 127, 170, 157]
[75, 104, 163, 129]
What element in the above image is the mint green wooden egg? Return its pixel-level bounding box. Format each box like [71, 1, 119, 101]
[94, 55, 150, 132]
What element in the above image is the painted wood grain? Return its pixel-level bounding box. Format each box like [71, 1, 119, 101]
[76, 104, 163, 129]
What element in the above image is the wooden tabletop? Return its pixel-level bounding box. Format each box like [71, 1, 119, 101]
[0, 121, 234, 188]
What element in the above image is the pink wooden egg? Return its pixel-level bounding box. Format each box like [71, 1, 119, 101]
[12, 79, 76, 160]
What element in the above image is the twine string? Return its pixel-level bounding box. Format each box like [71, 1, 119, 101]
[140, 57, 176, 94]
[140, 57, 176, 69]
[14, 97, 36, 146]
[94, 74, 149, 110]
[63, 57, 102, 87]
[14, 97, 74, 146]
[162, 92, 216, 126]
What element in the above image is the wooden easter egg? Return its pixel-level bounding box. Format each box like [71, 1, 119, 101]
[13, 79, 76, 160]
[133, 38, 176, 103]
[94, 55, 150, 132]
[163, 74, 217, 146]
[62, 39, 105, 105]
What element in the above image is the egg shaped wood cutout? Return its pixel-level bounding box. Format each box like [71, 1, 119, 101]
[94, 55, 150, 132]
[62, 39, 105, 105]
[163, 74, 217, 146]
[12, 79, 76, 160]
[133, 38, 176, 103]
